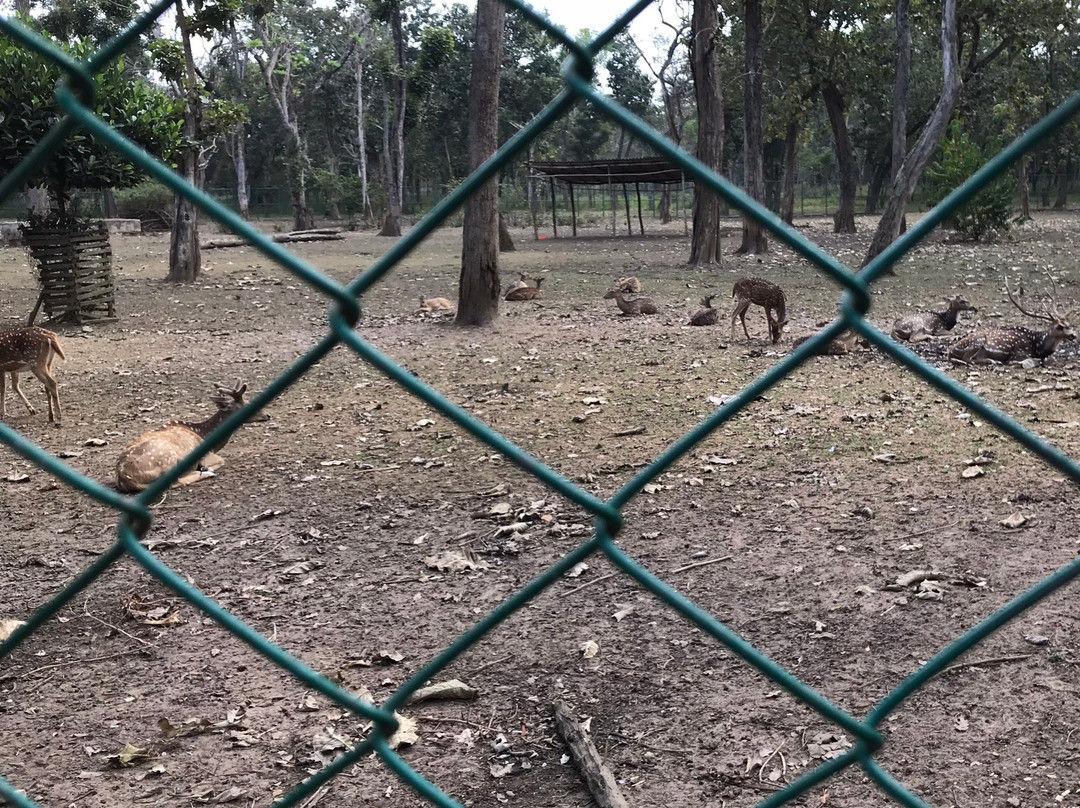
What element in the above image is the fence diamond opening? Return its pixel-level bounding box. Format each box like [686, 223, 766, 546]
[2, 2, 1080, 807]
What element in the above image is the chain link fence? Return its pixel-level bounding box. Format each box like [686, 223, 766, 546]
[3, 2, 1080, 807]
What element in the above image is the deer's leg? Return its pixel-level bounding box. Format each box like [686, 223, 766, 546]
[741, 307, 752, 341]
[30, 366, 60, 425]
[729, 302, 744, 341]
[0, 373, 5, 419]
[10, 373, 37, 414]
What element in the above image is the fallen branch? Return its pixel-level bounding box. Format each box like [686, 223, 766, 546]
[562, 572, 617, 597]
[404, 679, 479, 706]
[611, 426, 646, 437]
[670, 555, 733, 575]
[202, 231, 344, 249]
[937, 653, 1032, 678]
[552, 701, 630, 808]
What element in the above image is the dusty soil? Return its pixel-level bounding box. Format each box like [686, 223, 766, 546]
[1, 212, 1079, 808]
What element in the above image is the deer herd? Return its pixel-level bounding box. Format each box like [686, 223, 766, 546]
[0, 267, 1075, 492]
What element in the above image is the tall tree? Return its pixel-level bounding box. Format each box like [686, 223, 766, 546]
[822, 81, 858, 234]
[890, 0, 911, 233]
[252, 5, 317, 231]
[168, 0, 202, 282]
[606, 33, 654, 159]
[862, 0, 960, 268]
[736, 0, 767, 253]
[376, 0, 407, 236]
[456, 0, 506, 326]
[688, 0, 724, 265]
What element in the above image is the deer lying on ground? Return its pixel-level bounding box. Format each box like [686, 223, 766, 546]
[891, 295, 978, 342]
[792, 329, 867, 355]
[731, 277, 787, 343]
[418, 296, 454, 313]
[615, 276, 643, 294]
[949, 275, 1076, 365]
[115, 382, 266, 492]
[504, 272, 534, 296]
[689, 295, 718, 326]
[0, 327, 66, 425]
[504, 277, 544, 301]
[604, 288, 658, 315]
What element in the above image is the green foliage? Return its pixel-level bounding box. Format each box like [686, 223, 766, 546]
[923, 121, 1015, 240]
[0, 25, 181, 210]
[114, 179, 174, 229]
[605, 33, 653, 119]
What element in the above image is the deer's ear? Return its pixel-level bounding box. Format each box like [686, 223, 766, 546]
[237, 383, 248, 397]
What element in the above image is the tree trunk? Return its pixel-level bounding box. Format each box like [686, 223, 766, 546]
[168, 0, 201, 284]
[779, 118, 799, 224]
[864, 153, 890, 214]
[233, 124, 250, 218]
[355, 53, 371, 220]
[822, 82, 857, 234]
[736, 0, 767, 254]
[1054, 160, 1069, 208]
[499, 213, 515, 252]
[102, 188, 118, 218]
[688, 0, 724, 265]
[456, 0, 505, 326]
[659, 189, 672, 223]
[889, 0, 910, 230]
[862, 0, 960, 269]
[379, 1, 407, 237]
[1019, 156, 1031, 219]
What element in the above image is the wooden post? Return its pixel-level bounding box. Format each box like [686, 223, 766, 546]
[569, 183, 578, 237]
[608, 168, 616, 235]
[635, 182, 644, 235]
[550, 177, 558, 238]
[622, 183, 632, 235]
[681, 173, 688, 235]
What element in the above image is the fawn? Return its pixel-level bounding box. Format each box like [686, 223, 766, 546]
[0, 326, 66, 425]
[689, 295, 718, 326]
[731, 277, 787, 344]
[115, 382, 266, 492]
[419, 296, 454, 313]
[604, 288, 658, 315]
[505, 277, 544, 301]
[891, 295, 977, 342]
[949, 274, 1075, 365]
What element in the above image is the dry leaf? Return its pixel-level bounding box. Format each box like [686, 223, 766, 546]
[388, 712, 418, 749]
[404, 679, 479, 705]
[424, 549, 489, 573]
[580, 640, 599, 658]
[961, 466, 984, 478]
[0, 619, 26, 642]
[612, 605, 634, 622]
[1000, 512, 1028, 529]
[566, 562, 589, 578]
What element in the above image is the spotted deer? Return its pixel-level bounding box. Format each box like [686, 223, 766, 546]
[615, 276, 643, 294]
[115, 382, 266, 492]
[949, 275, 1076, 365]
[0, 326, 66, 425]
[604, 288, 658, 315]
[504, 272, 534, 296]
[504, 277, 544, 301]
[689, 295, 718, 326]
[731, 277, 787, 343]
[891, 295, 978, 342]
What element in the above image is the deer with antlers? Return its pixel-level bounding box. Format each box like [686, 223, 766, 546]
[115, 381, 266, 492]
[731, 277, 788, 344]
[949, 274, 1076, 365]
[0, 327, 67, 425]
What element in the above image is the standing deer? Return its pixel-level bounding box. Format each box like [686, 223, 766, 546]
[115, 382, 265, 492]
[0, 326, 66, 425]
[689, 295, 718, 326]
[505, 277, 544, 301]
[891, 295, 978, 342]
[949, 276, 1076, 365]
[604, 288, 658, 315]
[731, 277, 787, 343]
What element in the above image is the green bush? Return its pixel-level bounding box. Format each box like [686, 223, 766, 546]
[115, 180, 174, 230]
[922, 120, 1015, 240]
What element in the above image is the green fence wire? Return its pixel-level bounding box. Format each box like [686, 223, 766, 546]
[1, 1, 1080, 806]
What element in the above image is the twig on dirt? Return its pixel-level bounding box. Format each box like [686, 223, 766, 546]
[251, 534, 291, 562]
[468, 654, 512, 676]
[552, 701, 630, 808]
[894, 518, 963, 545]
[758, 739, 787, 782]
[298, 784, 332, 808]
[413, 714, 498, 732]
[937, 654, 1032, 677]
[563, 573, 617, 597]
[81, 599, 157, 649]
[670, 555, 733, 575]
[354, 464, 402, 475]
[18, 649, 145, 680]
[611, 426, 646, 437]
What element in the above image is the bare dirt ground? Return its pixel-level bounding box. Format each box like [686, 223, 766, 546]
[1, 212, 1079, 808]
